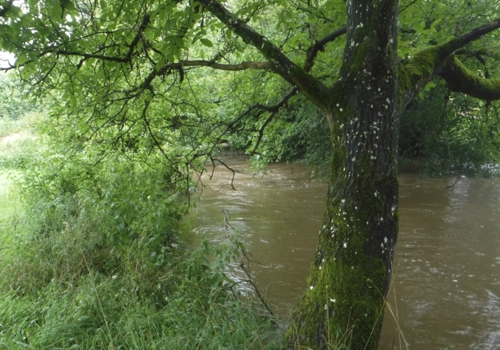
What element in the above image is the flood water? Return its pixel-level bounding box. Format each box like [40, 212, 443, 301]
[190, 154, 500, 349]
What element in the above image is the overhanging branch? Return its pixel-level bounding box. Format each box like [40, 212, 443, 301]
[401, 18, 500, 104]
[161, 60, 270, 72]
[135, 59, 270, 96]
[197, 0, 332, 111]
[7, 13, 151, 69]
[437, 55, 500, 100]
[248, 88, 298, 154]
[227, 87, 298, 132]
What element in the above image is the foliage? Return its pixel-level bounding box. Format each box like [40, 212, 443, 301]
[3, 0, 500, 348]
[0, 73, 41, 170]
[400, 81, 500, 176]
[228, 95, 332, 176]
[2, 0, 500, 174]
[0, 126, 283, 349]
[0, 72, 37, 121]
[0, 229, 283, 349]
[20, 135, 191, 254]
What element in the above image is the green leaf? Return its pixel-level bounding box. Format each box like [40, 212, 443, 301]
[424, 81, 436, 91]
[200, 38, 213, 47]
[156, 57, 167, 71]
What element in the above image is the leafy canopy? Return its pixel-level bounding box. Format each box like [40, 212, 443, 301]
[1, 0, 500, 171]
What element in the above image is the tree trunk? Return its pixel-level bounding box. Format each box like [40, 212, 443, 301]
[288, 0, 401, 349]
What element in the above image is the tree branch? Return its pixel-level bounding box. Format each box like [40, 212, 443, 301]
[456, 48, 500, 62]
[8, 13, 151, 69]
[197, 0, 332, 111]
[304, 26, 346, 72]
[437, 55, 500, 100]
[400, 18, 500, 104]
[161, 60, 270, 72]
[227, 87, 298, 131]
[249, 88, 298, 154]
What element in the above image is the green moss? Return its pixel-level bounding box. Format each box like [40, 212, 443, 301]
[398, 47, 440, 99]
[289, 65, 333, 110]
[397, 38, 485, 102]
[288, 147, 398, 349]
[440, 56, 500, 100]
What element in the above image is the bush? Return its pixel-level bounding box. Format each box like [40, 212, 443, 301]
[399, 82, 500, 176]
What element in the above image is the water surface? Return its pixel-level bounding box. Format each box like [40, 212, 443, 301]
[191, 154, 500, 349]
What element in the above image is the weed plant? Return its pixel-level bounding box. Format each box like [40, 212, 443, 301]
[0, 234, 283, 349]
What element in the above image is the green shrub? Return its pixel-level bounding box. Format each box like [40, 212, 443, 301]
[399, 82, 500, 176]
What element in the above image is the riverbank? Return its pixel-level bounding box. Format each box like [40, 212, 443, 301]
[0, 131, 284, 349]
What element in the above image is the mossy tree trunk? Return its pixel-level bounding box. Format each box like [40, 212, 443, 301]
[150, 2, 500, 349]
[288, 0, 401, 348]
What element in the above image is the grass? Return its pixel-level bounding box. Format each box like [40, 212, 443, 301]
[0, 251, 283, 349]
[0, 112, 413, 350]
[0, 115, 285, 349]
[0, 172, 284, 349]
[0, 205, 285, 349]
[0, 111, 40, 170]
[0, 170, 22, 262]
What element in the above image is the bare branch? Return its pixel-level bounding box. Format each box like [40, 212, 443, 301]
[209, 155, 238, 190]
[227, 87, 298, 131]
[163, 60, 270, 71]
[249, 88, 298, 154]
[305, 27, 346, 72]
[249, 111, 277, 155]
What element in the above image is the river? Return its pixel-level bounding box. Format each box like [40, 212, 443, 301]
[191, 154, 500, 349]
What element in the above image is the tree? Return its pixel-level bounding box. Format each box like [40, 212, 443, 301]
[2, 0, 500, 348]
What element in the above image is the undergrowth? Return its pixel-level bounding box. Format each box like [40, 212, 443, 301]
[0, 231, 282, 349]
[0, 138, 284, 349]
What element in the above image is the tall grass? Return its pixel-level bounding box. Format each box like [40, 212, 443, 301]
[0, 233, 283, 349]
[0, 111, 41, 170]
[0, 135, 284, 349]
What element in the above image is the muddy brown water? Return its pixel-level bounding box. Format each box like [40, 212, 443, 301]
[190, 154, 500, 349]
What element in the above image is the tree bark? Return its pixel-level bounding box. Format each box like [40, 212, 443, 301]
[288, 0, 401, 348]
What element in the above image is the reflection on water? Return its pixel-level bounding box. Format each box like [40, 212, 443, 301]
[191, 154, 500, 349]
